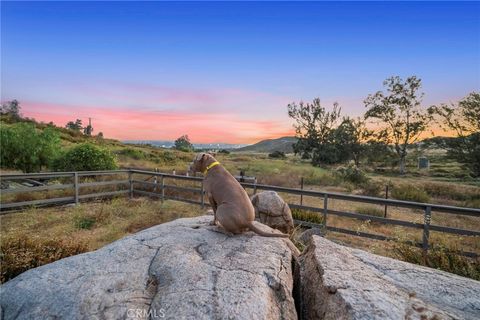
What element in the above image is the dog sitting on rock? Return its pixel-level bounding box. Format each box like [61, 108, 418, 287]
[188, 153, 288, 237]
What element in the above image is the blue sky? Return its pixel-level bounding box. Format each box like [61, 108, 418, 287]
[1, 1, 479, 143]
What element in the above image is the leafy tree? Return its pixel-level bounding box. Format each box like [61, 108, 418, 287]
[37, 127, 62, 169]
[66, 119, 83, 131]
[287, 98, 341, 161]
[335, 163, 370, 185]
[52, 143, 117, 171]
[311, 143, 342, 165]
[0, 100, 22, 121]
[364, 76, 433, 174]
[174, 134, 194, 152]
[0, 123, 61, 172]
[431, 92, 480, 177]
[432, 92, 479, 137]
[333, 117, 372, 166]
[364, 141, 397, 168]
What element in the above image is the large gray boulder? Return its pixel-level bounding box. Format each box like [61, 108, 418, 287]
[0, 216, 297, 320]
[251, 191, 294, 234]
[299, 235, 480, 320]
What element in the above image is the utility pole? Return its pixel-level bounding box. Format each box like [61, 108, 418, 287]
[84, 117, 93, 136]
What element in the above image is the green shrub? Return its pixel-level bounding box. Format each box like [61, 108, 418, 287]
[335, 163, 369, 185]
[391, 184, 430, 203]
[422, 182, 480, 202]
[0, 235, 88, 283]
[116, 147, 147, 160]
[0, 123, 61, 172]
[53, 143, 117, 171]
[360, 181, 385, 197]
[392, 241, 480, 281]
[355, 205, 385, 217]
[268, 151, 286, 159]
[465, 199, 480, 209]
[291, 208, 324, 225]
[161, 151, 177, 162]
[73, 215, 96, 229]
[303, 171, 341, 186]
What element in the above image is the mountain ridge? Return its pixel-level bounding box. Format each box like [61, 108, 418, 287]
[234, 136, 297, 153]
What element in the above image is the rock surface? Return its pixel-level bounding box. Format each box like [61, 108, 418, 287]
[251, 191, 294, 233]
[298, 227, 325, 245]
[0, 216, 297, 320]
[299, 235, 480, 320]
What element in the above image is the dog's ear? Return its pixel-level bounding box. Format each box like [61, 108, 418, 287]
[194, 153, 204, 162]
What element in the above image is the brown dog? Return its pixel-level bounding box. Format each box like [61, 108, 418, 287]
[188, 153, 288, 237]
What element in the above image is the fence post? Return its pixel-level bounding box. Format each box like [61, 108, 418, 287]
[201, 180, 205, 209]
[161, 175, 165, 203]
[153, 168, 158, 192]
[300, 177, 304, 206]
[253, 177, 257, 195]
[384, 185, 389, 218]
[323, 194, 328, 229]
[74, 172, 79, 205]
[422, 206, 432, 259]
[128, 170, 133, 199]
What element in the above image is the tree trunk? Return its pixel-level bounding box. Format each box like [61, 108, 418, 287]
[353, 154, 360, 167]
[399, 156, 406, 175]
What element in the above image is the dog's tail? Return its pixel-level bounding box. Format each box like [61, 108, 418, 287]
[247, 222, 289, 238]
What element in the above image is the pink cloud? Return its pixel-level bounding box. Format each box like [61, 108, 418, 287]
[72, 82, 219, 108]
[57, 82, 293, 117]
[21, 101, 295, 144]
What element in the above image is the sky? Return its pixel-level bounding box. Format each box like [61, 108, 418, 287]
[1, 1, 479, 144]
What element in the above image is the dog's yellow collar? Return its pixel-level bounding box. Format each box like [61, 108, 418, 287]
[203, 161, 220, 175]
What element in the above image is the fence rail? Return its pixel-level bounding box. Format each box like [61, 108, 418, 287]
[1, 169, 479, 257]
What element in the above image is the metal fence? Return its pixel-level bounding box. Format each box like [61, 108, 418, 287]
[1, 169, 479, 257]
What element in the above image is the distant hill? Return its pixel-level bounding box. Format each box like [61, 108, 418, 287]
[234, 136, 297, 153]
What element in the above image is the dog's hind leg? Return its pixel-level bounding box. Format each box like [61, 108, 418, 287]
[213, 221, 234, 236]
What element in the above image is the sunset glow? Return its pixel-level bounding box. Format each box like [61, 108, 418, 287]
[2, 2, 479, 143]
[21, 101, 295, 144]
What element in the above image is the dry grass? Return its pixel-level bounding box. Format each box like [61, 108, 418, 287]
[281, 191, 480, 264]
[391, 240, 480, 281]
[1, 235, 88, 283]
[1, 150, 479, 281]
[390, 184, 431, 203]
[0, 197, 205, 283]
[354, 205, 385, 217]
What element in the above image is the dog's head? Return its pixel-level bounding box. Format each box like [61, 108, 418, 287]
[188, 153, 213, 175]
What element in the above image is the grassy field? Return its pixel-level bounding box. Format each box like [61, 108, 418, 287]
[1, 141, 479, 282]
[110, 144, 480, 208]
[0, 198, 203, 283]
